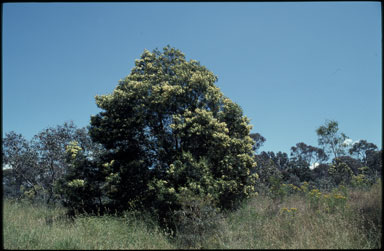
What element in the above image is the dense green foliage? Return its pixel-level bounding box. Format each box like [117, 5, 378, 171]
[55, 46, 258, 227]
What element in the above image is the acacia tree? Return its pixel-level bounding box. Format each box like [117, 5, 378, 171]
[54, 141, 107, 215]
[328, 158, 354, 186]
[87, 46, 258, 216]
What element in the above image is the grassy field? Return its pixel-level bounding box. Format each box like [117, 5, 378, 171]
[3, 201, 173, 249]
[3, 180, 382, 249]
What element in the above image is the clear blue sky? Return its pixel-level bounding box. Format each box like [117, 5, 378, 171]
[2, 2, 382, 155]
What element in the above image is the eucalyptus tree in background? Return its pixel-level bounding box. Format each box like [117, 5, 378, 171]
[2, 122, 97, 204]
[348, 140, 378, 164]
[2, 131, 40, 199]
[290, 142, 328, 166]
[366, 149, 382, 179]
[348, 140, 382, 182]
[250, 132, 266, 153]
[257, 151, 290, 170]
[316, 120, 349, 160]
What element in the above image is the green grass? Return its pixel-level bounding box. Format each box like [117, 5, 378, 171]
[3, 200, 174, 249]
[3, 180, 382, 249]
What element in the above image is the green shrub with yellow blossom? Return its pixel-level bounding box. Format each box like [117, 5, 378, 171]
[54, 141, 106, 215]
[328, 158, 354, 185]
[351, 166, 370, 189]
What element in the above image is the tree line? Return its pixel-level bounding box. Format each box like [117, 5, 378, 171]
[251, 120, 381, 196]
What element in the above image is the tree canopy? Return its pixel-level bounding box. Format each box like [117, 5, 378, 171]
[290, 142, 328, 166]
[2, 122, 95, 204]
[349, 140, 378, 164]
[60, 46, 258, 218]
[316, 120, 349, 159]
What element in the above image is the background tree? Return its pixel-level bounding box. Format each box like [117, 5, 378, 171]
[290, 142, 328, 166]
[3, 167, 23, 198]
[2, 132, 41, 199]
[250, 132, 266, 153]
[365, 149, 382, 182]
[310, 163, 333, 190]
[31, 121, 97, 204]
[274, 151, 290, 170]
[348, 140, 378, 164]
[254, 152, 282, 193]
[286, 159, 313, 184]
[257, 151, 290, 171]
[316, 120, 349, 159]
[2, 122, 97, 204]
[84, 46, 258, 223]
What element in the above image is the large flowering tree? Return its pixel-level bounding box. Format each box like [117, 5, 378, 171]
[63, 46, 258, 216]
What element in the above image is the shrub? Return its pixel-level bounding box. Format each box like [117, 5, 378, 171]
[328, 158, 353, 185]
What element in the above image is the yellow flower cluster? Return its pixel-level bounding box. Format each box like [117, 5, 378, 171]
[309, 189, 322, 198]
[102, 160, 115, 168]
[333, 194, 346, 200]
[290, 184, 301, 191]
[166, 164, 176, 174]
[68, 179, 85, 188]
[280, 207, 298, 216]
[282, 183, 302, 193]
[306, 185, 348, 213]
[65, 141, 82, 159]
[105, 173, 119, 184]
[352, 174, 368, 187]
[300, 182, 309, 193]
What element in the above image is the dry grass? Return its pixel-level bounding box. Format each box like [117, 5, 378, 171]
[205, 180, 382, 249]
[3, 180, 382, 249]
